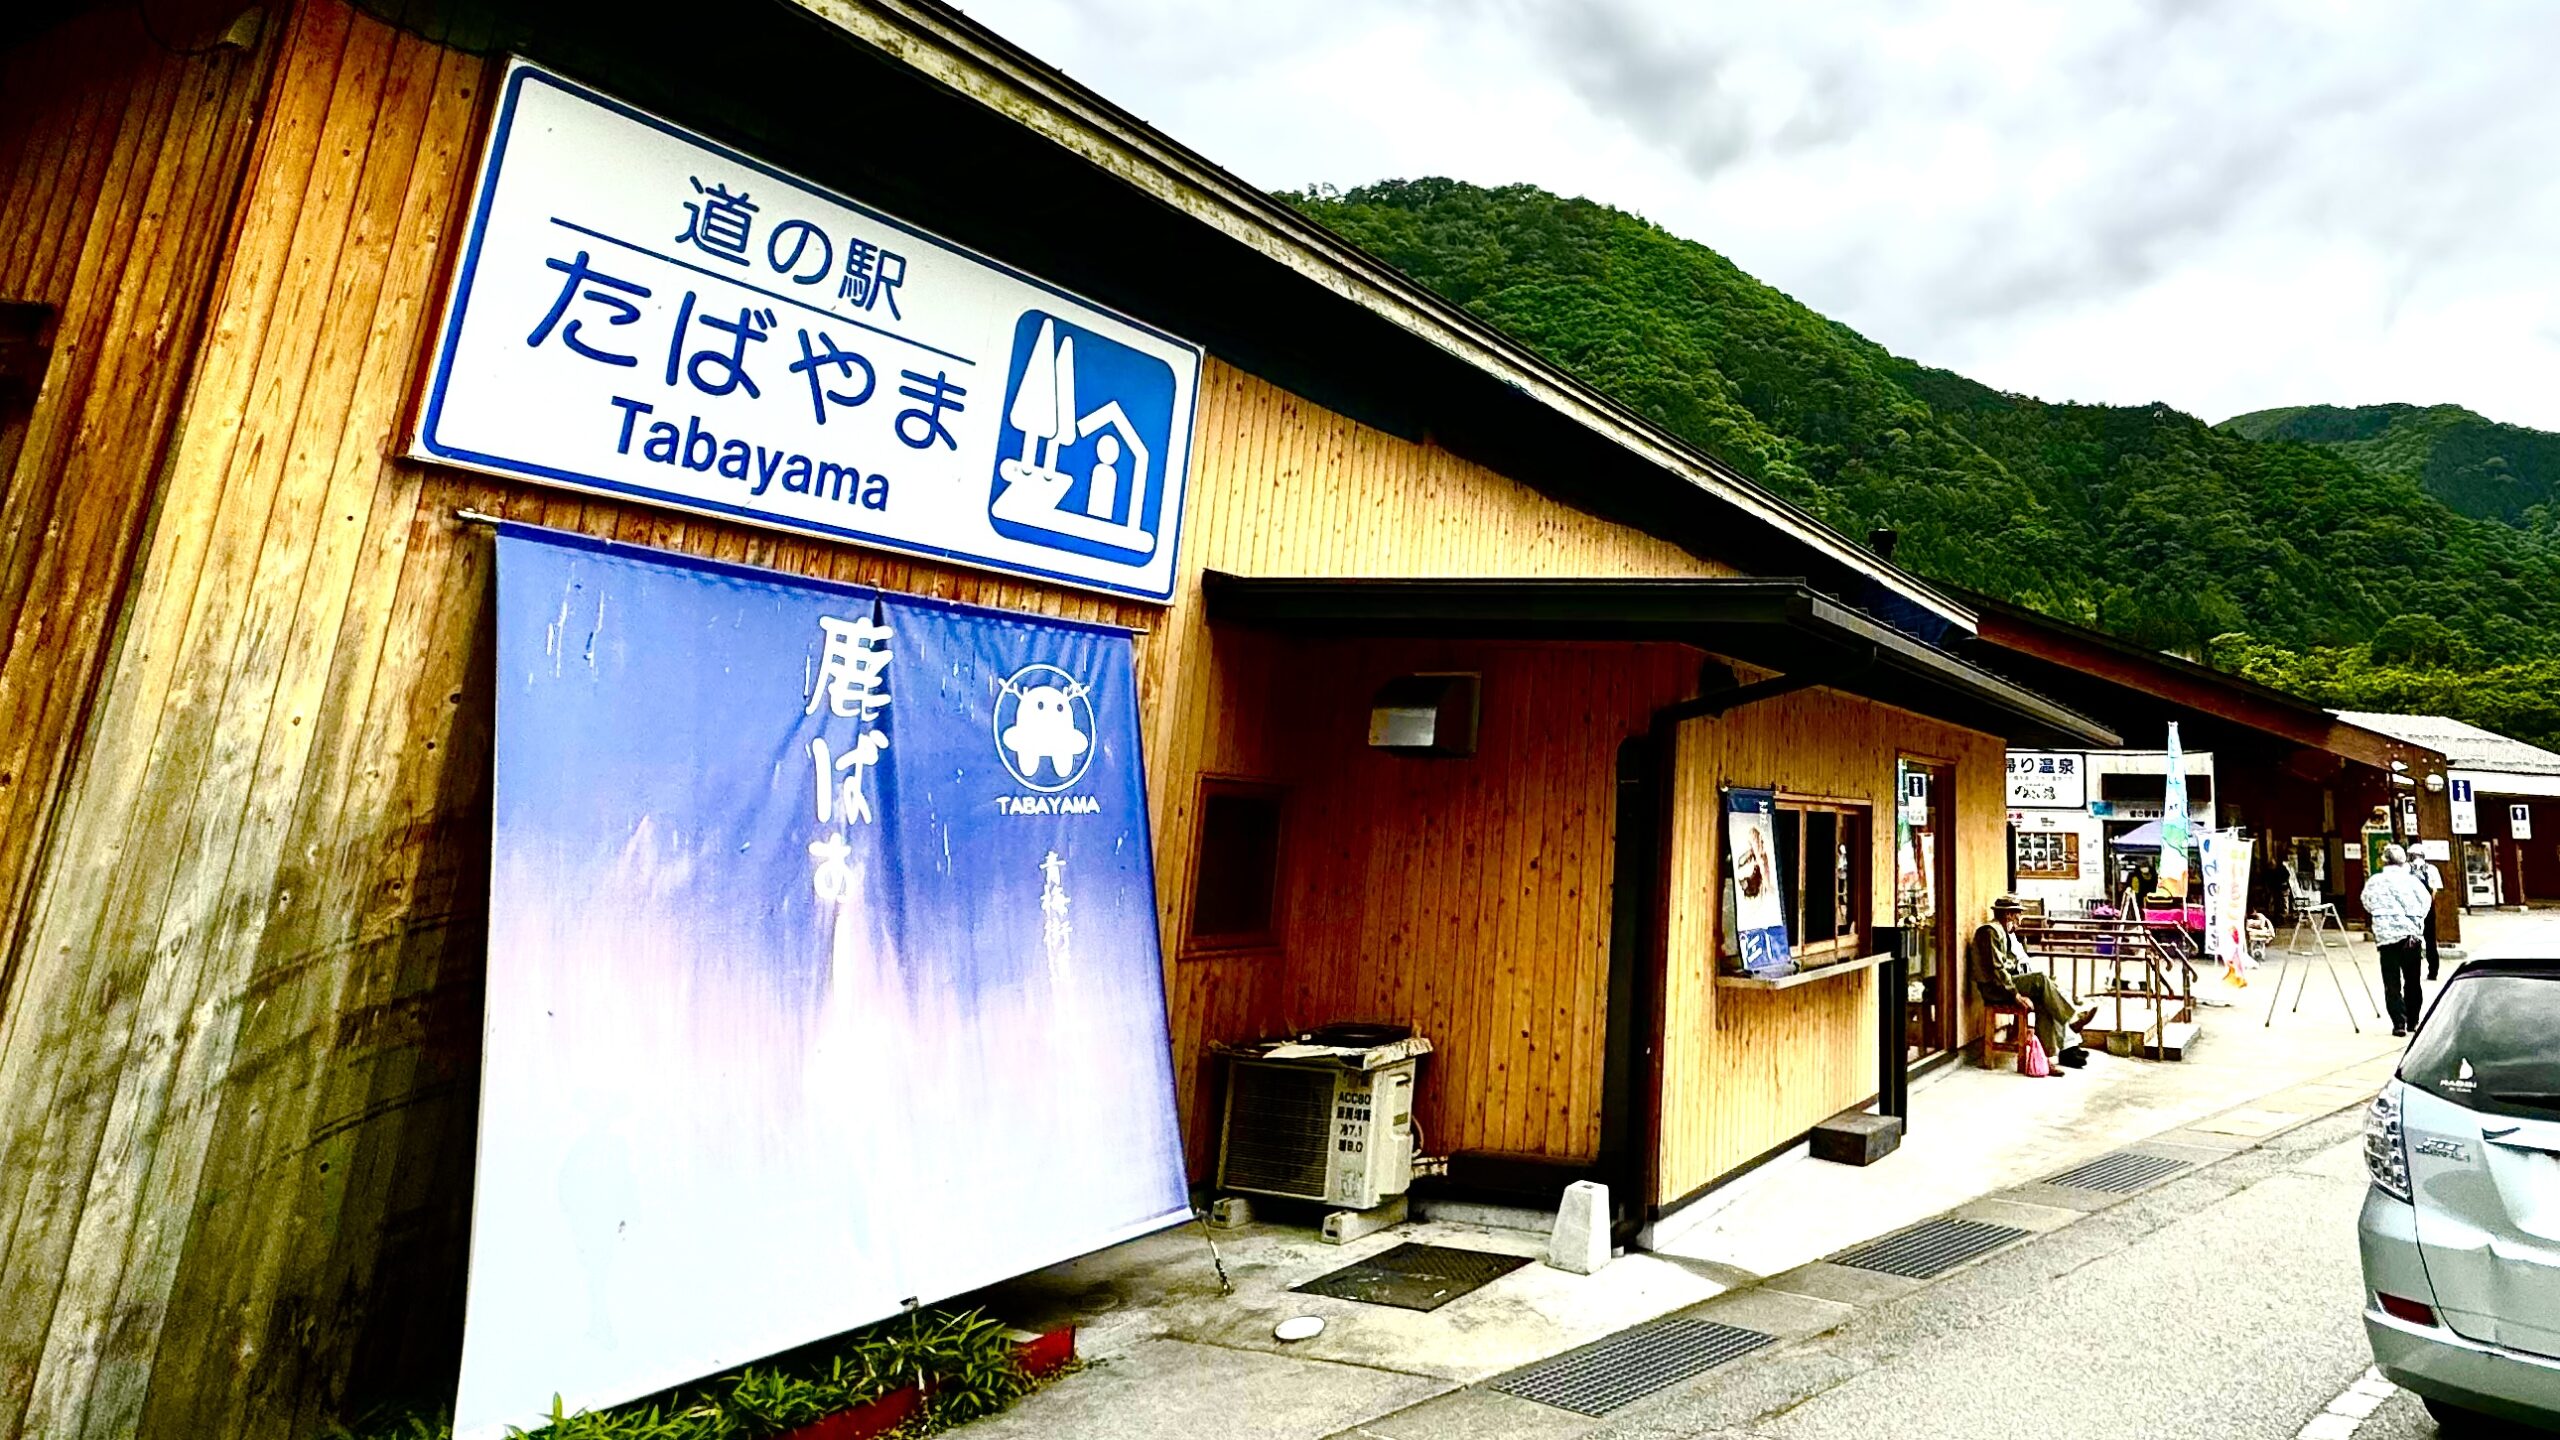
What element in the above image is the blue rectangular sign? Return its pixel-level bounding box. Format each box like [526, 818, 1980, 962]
[414, 62, 1202, 601]
[456, 526, 1188, 1436]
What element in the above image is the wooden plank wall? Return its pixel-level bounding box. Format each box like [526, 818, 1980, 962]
[1243, 640, 1698, 1166]
[0, 1, 2002, 1432]
[0, 5, 279, 1005]
[1143, 367, 1737, 1171]
[0, 7, 1158, 1437]
[1654, 690, 2005, 1203]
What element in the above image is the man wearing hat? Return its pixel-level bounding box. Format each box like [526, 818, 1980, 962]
[1973, 896, 2096, 1072]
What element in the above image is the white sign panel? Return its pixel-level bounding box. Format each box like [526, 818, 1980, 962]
[2450, 778, 2477, 836]
[2515, 803, 2535, 841]
[2005, 750, 2086, 809]
[416, 62, 1202, 602]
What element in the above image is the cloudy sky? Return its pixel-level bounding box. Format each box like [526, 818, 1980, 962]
[955, 0, 2560, 430]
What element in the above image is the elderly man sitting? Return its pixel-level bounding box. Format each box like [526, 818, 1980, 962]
[1969, 896, 2096, 1073]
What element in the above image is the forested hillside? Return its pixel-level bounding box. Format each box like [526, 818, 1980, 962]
[2223, 402, 2560, 531]
[1284, 179, 2560, 749]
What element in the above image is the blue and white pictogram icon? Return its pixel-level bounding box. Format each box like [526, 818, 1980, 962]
[994, 663, 1096, 793]
[991, 311, 1178, 566]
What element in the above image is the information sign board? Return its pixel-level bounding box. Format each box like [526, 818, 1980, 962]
[417, 63, 1201, 601]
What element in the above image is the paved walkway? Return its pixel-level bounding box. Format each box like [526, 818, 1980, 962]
[958, 909, 2560, 1440]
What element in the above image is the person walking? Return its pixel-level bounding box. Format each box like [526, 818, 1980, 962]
[2405, 843, 2445, 980]
[2360, 844, 2433, 1037]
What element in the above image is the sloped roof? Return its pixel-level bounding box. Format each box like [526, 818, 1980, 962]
[2332, 711, 2560, 777]
[782, 0, 1974, 633]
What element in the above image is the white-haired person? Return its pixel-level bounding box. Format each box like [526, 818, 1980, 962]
[2359, 844, 2433, 1037]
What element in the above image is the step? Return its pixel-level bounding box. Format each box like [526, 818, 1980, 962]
[2139, 1020, 2201, 1061]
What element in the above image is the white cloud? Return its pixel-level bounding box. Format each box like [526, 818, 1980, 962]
[952, 0, 2560, 428]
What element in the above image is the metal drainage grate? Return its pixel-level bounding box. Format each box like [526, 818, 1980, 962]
[1831, 1217, 2028, 1279]
[1292, 1243, 1532, 1312]
[2044, 1150, 2193, 1194]
[1491, 1317, 1776, 1416]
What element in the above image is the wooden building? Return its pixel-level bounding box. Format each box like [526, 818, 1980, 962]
[1955, 593, 2458, 935]
[0, 1, 2109, 1435]
[2337, 712, 2560, 909]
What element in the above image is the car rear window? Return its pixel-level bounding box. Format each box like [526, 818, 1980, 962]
[2402, 972, 2560, 1121]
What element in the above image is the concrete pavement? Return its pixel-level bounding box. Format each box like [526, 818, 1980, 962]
[957, 909, 2560, 1440]
[1568, 1111, 2398, 1439]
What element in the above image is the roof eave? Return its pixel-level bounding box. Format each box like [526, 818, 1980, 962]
[777, 0, 1976, 635]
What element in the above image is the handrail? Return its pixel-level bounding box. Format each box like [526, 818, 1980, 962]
[2016, 916, 2193, 1055]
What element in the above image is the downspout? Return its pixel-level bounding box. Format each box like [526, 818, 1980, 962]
[1609, 649, 1873, 1247]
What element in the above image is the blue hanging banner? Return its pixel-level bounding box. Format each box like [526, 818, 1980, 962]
[457, 525, 1187, 1438]
[1724, 786, 1796, 978]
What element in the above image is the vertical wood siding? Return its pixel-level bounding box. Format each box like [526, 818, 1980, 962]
[0, 7, 277, 1006]
[0, 3, 2007, 1433]
[1141, 369, 1738, 1171]
[1195, 640, 1701, 1166]
[1653, 690, 2006, 1202]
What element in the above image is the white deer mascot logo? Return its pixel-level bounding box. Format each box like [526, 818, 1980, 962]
[998, 671, 1092, 782]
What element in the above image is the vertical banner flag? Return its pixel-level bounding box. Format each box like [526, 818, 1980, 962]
[458, 527, 1187, 1437]
[2156, 722, 2190, 902]
[2200, 830, 2249, 976]
[1725, 787, 1794, 977]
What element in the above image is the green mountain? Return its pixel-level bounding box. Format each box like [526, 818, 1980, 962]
[1282, 179, 2560, 750]
[2222, 403, 2560, 530]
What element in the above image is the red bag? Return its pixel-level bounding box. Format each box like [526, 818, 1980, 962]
[2020, 1027, 2052, 1077]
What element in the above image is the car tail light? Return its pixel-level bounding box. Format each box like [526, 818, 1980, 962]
[2378, 1293, 2438, 1327]
[2365, 1082, 2411, 1202]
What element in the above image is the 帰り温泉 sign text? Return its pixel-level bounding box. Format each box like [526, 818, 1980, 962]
[414, 62, 1201, 602]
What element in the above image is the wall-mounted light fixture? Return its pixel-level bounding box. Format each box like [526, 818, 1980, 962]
[1368, 673, 1480, 757]
[2423, 773, 2446, 794]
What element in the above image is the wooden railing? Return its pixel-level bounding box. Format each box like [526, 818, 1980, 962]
[2014, 916, 2197, 1054]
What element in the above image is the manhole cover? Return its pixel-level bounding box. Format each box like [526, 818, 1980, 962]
[1291, 1242, 1531, 1311]
[1831, 1217, 2027, 1278]
[2045, 1150, 2193, 1194]
[1491, 1318, 1775, 1415]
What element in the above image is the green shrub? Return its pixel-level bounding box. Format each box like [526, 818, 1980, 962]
[320, 1306, 1046, 1440]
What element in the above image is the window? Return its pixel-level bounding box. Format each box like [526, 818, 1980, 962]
[1729, 798, 1871, 963]
[1186, 780, 1284, 953]
[2401, 974, 2560, 1120]
[2015, 831, 2079, 880]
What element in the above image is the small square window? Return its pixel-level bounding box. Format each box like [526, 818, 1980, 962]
[1187, 781, 1284, 953]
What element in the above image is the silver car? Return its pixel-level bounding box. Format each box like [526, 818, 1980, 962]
[2361, 958, 2560, 1433]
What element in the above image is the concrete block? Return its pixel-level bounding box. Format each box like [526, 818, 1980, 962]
[1546, 1180, 1611, 1275]
[1809, 1112, 1904, 1166]
[1207, 1195, 1254, 1230]
[1321, 1193, 1406, 1245]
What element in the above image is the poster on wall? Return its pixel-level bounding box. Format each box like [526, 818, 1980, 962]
[455, 525, 1188, 1437]
[2450, 778, 2477, 836]
[2515, 803, 2536, 841]
[415, 61, 1202, 602]
[1724, 787, 1794, 977]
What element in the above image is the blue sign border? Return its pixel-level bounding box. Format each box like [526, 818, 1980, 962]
[416, 62, 1203, 604]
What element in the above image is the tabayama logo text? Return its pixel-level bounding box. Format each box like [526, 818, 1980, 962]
[991, 311, 1176, 566]
[992, 662, 1101, 814]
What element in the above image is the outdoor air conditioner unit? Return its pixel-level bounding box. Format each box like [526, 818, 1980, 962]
[1217, 1043, 1424, 1210]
